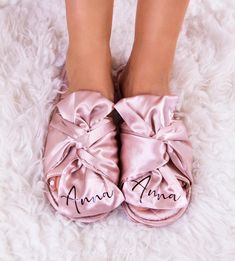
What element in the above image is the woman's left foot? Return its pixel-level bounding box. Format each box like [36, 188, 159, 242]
[115, 94, 193, 227]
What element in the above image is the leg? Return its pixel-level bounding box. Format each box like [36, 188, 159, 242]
[65, 0, 114, 100]
[54, 0, 114, 190]
[120, 0, 190, 97]
[115, 0, 193, 227]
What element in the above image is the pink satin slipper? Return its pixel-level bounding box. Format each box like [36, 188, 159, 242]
[43, 91, 124, 222]
[114, 95, 193, 227]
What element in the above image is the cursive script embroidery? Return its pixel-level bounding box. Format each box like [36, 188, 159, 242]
[60, 186, 114, 214]
[131, 175, 181, 203]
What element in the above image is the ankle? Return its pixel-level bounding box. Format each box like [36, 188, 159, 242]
[120, 57, 171, 98]
[120, 37, 178, 98]
[65, 42, 114, 101]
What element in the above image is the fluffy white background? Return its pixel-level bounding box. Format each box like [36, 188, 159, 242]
[0, 0, 235, 260]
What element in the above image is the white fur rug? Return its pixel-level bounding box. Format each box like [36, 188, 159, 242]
[0, 0, 235, 260]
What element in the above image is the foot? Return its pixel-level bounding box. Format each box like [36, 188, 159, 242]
[114, 95, 193, 227]
[44, 91, 124, 222]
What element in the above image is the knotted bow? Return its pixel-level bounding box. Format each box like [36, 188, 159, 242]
[119, 120, 192, 183]
[45, 112, 116, 180]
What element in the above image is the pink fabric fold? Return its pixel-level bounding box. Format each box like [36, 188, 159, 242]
[114, 95, 193, 227]
[43, 91, 124, 222]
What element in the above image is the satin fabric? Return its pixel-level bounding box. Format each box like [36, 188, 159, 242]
[114, 95, 193, 227]
[43, 91, 124, 222]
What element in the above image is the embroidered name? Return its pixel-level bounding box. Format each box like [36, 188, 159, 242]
[131, 175, 181, 203]
[60, 186, 114, 214]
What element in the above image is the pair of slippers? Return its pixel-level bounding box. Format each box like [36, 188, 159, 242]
[43, 68, 193, 227]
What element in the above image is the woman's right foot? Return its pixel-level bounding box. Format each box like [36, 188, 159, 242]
[44, 91, 124, 222]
